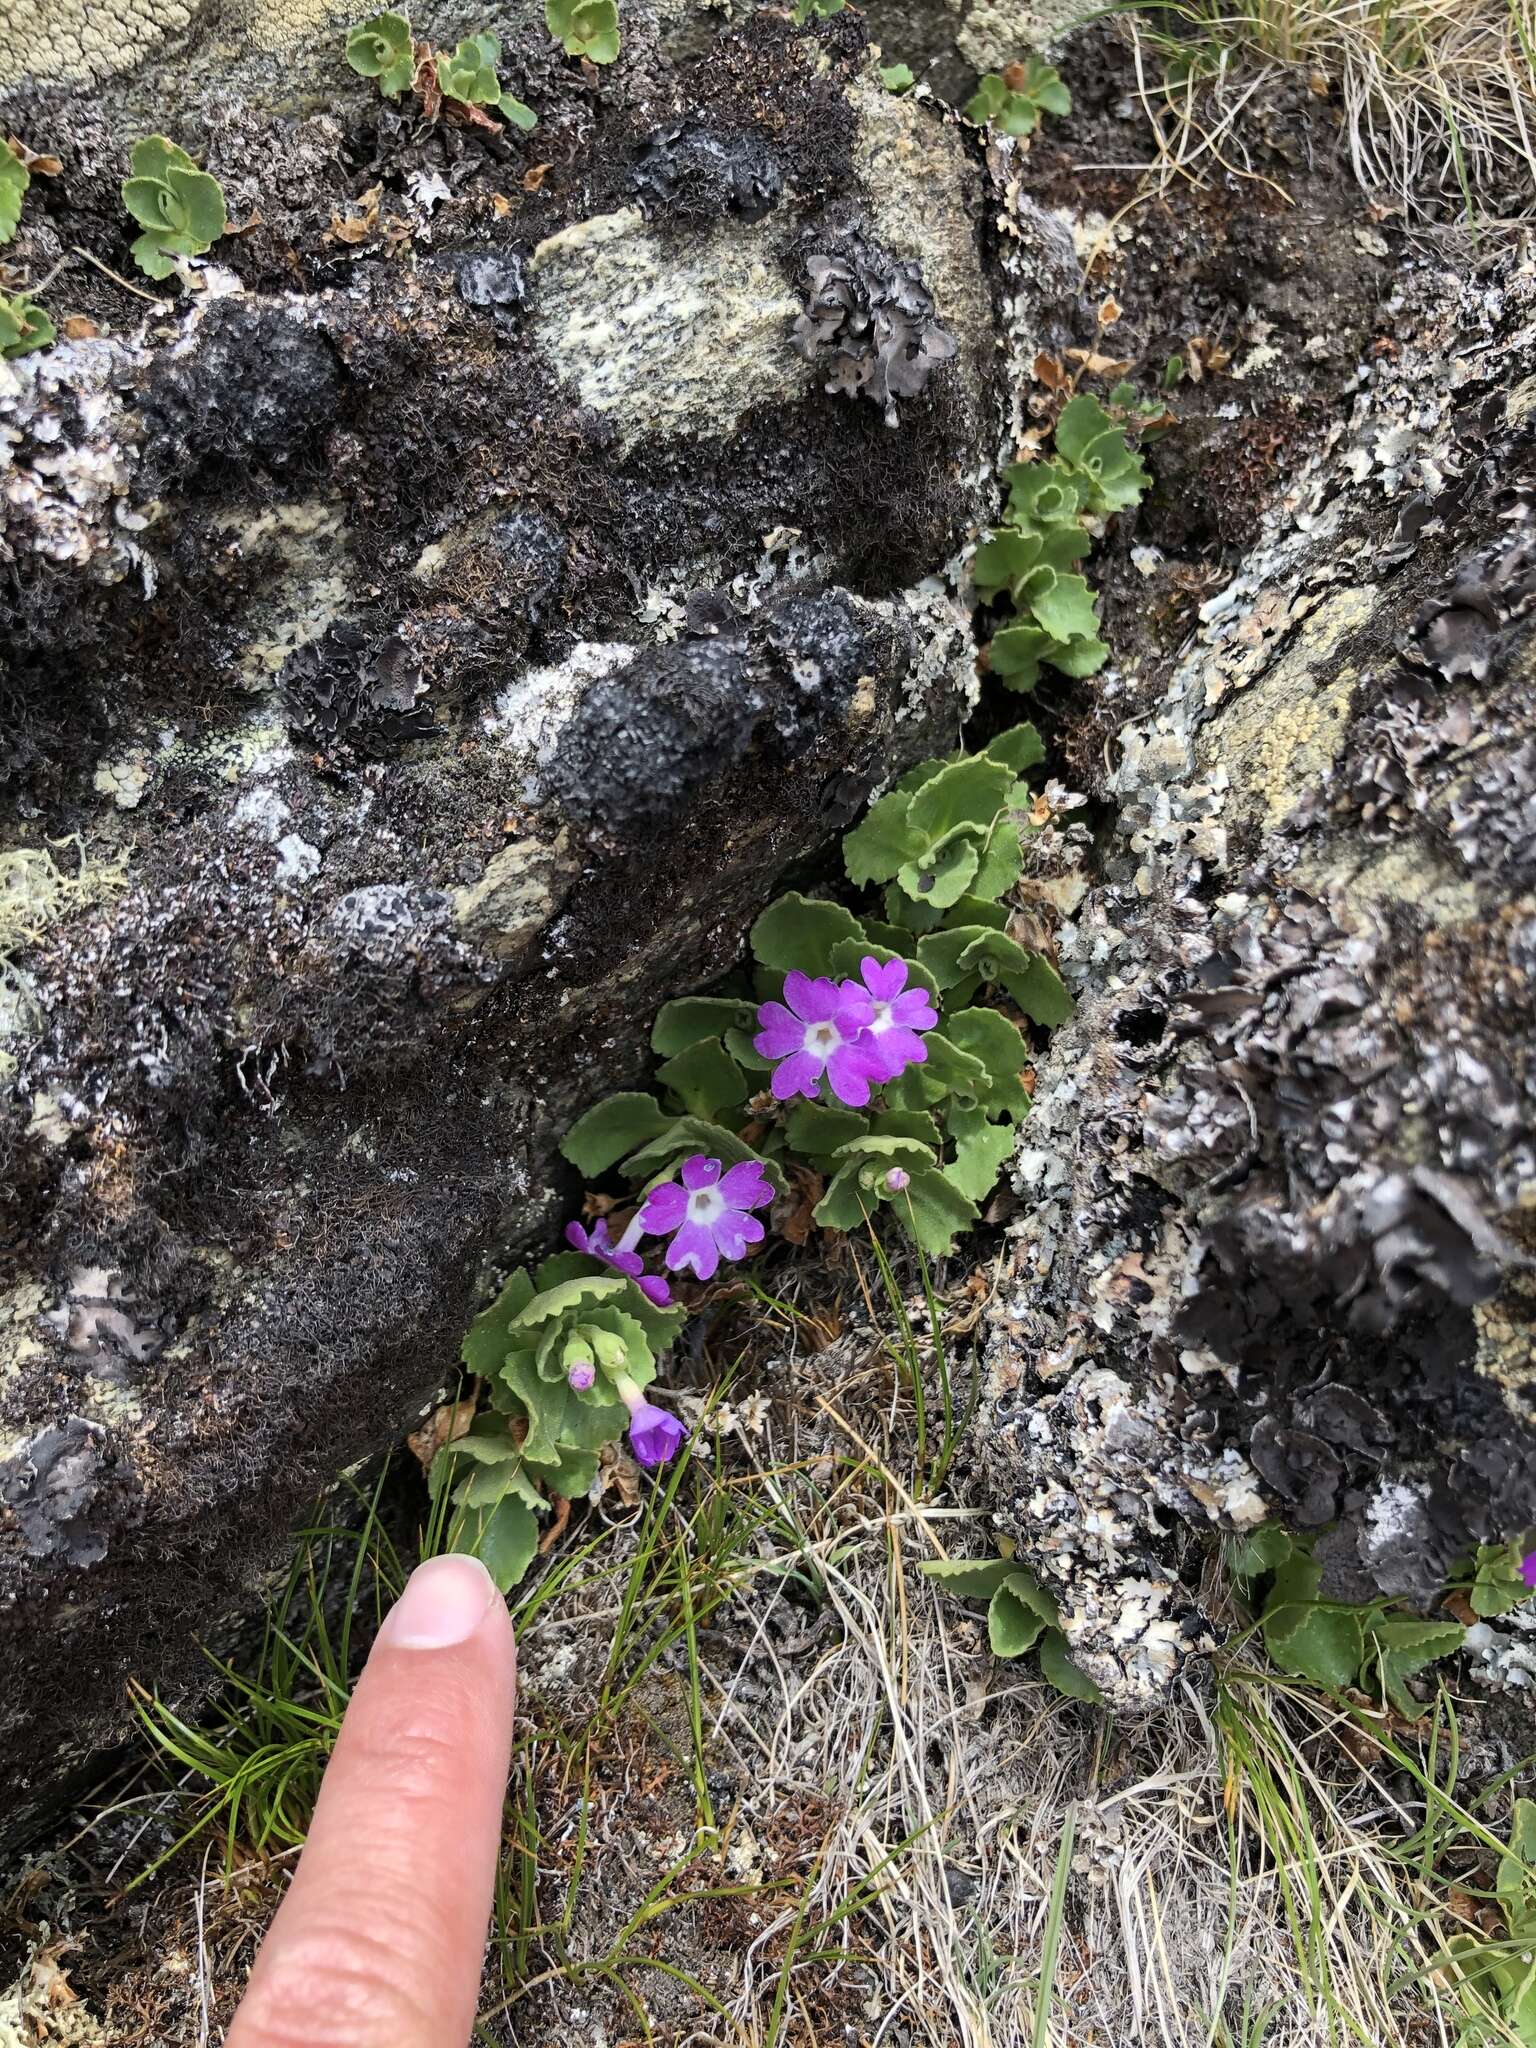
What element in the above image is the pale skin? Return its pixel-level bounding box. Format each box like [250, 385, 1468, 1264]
[226, 1553, 517, 2048]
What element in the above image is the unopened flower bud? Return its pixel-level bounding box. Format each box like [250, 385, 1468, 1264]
[885, 1167, 911, 1193]
[568, 1361, 596, 1391]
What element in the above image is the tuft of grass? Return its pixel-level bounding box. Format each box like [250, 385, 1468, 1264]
[1101, 0, 1536, 223]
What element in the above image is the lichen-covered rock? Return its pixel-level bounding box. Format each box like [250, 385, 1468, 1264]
[982, 247, 1536, 1706]
[0, 2, 1056, 1838]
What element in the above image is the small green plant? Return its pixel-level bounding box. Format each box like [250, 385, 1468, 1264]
[563, 724, 1068, 1261]
[435, 32, 537, 125]
[0, 137, 29, 242]
[879, 61, 916, 93]
[1459, 1537, 1535, 1618]
[0, 289, 54, 357]
[346, 9, 417, 94]
[966, 57, 1071, 135]
[546, 0, 620, 62]
[1228, 1525, 1465, 1718]
[439, 1267, 685, 1590]
[922, 1555, 1102, 1700]
[121, 136, 227, 280]
[976, 393, 1150, 691]
[1432, 1798, 1536, 2043]
[792, 0, 848, 22]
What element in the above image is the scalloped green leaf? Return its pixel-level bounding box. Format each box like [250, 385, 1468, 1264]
[844, 790, 924, 886]
[1368, 1615, 1464, 1720]
[942, 1009, 1030, 1119]
[785, 1102, 868, 1159]
[0, 141, 29, 244]
[460, 1269, 536, 1377]
[652, 997, 755, 1057]
[1264, 1601, 1363, 1692]
[750, 892, 865, 977]
[561, 1092, 671, 1175]
[906, 757, 1016, 840]
[1038, 1627, 1101, 1701]
[988, 1579, 1046, 1657]
[897, 825, 982, 909]
[456, 1492, 539, 1592]
[655, 1038, 748, 1119]
[945, 1105, 1017, 1201]
[901, 1164, 978, 1256]
[920, 1556, 1017, 1599]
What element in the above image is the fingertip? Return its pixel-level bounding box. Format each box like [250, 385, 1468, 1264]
[377, 1553, 500, 1651]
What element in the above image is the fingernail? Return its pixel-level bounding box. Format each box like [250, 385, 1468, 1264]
[379, 1554, 498, 1650]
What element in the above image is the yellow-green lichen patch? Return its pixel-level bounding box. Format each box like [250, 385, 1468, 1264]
[1197, 584, 1379, 833]
[528, 209, 807, 456]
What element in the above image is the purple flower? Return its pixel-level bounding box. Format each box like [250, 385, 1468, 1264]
[615, 1373, 687, 1468]
[565, 1215, 673, 1306]
[639, 1154, 775, 1281]
[884, 1167, 911, 1193]
[841, 956, 937, 1084]
[568, 1360, 596, 1391]
[754, 971, 877, 1107]
[1522, 1549, 1536, 1591]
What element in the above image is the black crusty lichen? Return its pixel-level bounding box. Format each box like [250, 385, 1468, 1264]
[281, 621, 435, 759]
[630, 121, 783, 224]
[545, 588, 898, 834]
[793, 229, 957, 427]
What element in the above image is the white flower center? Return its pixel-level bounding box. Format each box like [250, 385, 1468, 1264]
[868, 1000, 895, 1036]
[804, 1021, 842, 1059]
[687, 1186, 725, 1226]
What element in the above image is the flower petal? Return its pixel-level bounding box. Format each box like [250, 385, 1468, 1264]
[718, 1159, 774, 1209]
[754, 1001, 806, 1059]
[712, 1210, 765, 1263]
[890, 988, 938, 1031]
[637, 1181, 688, 1233]
[770, 1050, 822, 1102]
[863, 955, 907, 1001]
[825, 1041, 874, 1107]
[665, 1219, 720, 1280]
[680, 1154, 721, 1191]
[564, 1220, 593, 1255]
[638, 1273, 673, 1307]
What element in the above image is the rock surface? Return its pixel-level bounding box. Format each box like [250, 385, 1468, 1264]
[984, 244, 1536, 1705]
[0, 2, 1036, 1837]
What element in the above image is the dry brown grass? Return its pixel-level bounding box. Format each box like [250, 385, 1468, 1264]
[1108, 0, 1536, 222]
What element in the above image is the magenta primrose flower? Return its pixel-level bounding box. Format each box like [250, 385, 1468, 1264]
[565, 1215, 672, 1306]
[1522, 1549, 1536, 1592]
[847, 957, 937, 1083]
[615, 1373, 687, 1468]
[638, 1155, 775, 1281]
[754, 970, 877, 1107]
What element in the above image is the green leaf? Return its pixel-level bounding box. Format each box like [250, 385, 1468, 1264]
[945, 1105, 1017, 1200]
[897, 826, 982, 909]
[750, 892, 865, 977]
[129, 134, 193, 180]
[532, 1250, 595, 1292]
[652, 997, 753, 1056]
[785, 1102, 868, 1160]
[0, 292, 55, 358]
[129, 232, 179, 280]
[500, 95, 539, 130]
[906, 757, 1016, 840]
[921, 1556, 1017, 1599]
[1226, 1523, 1293, 1587]
[988, 624, 1054, 690]
[844, 790, 924, 886]
[1028, 568, 1100, 645]
[900, 1164, 978, 1256]
[1055, 394, 1118, 466]
[812, 1161, 868, 1232]
[456, 1493, 539, 1593]
[1000, 951, 1072, 1028]
[917, 926, 996, 990]
[942, 1009, 1031, 1118]
[621, 1115, 784, 1197]
[1499, 1799, 1536, 1930]
[972, 818, 1023, 902]
[166, 165, 226, 242]
[1471, 1540, 1531, 1618]
[1263, 1601, 1363, 1692]
[988, 1578, 1047, 1657]
[461, 1269, 536, 1377]
[0, 141, 29, 244]
[122, 175, 177, 230]
[346, 9, 414, 86]
[965, 74, 1007, 123]
[547, 0, 620, 61]
[655, 1038, 747, 1119]
[872, 1109, 939, 1144]
[887, 1028, 988, 1109]
[985, 723, 1046, 774]
[1367, 1615, 1464, 1720]
[1038, 1628, 1101, 1701]
[880, 61, 916, 92]
[561, 1093, 671, 1175]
